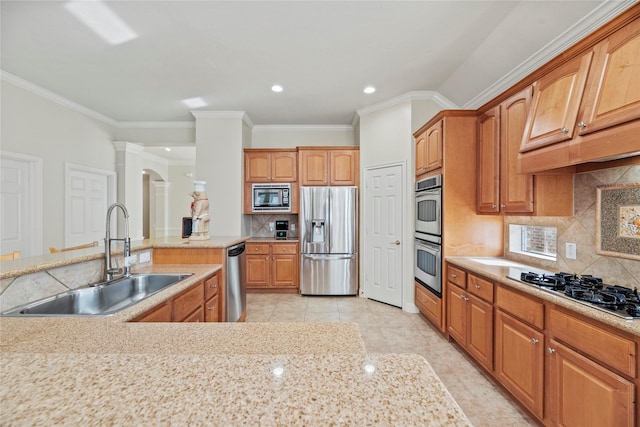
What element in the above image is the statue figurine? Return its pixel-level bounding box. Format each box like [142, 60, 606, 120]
[189, 181, 210, 241]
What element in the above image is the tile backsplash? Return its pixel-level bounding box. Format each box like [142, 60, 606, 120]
[505, 165, 639, 288]
[250, 214, 299, 238]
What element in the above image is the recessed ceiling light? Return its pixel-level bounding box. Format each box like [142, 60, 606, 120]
[271, 85, 283, 93]
[364, 86, 376, 94]
[64, 0, 137, 45]
[164, 147, 171, 152]
[182, 97, 207, 108]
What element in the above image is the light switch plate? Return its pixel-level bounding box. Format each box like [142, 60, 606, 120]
[139, 251, 151, 263]
[566, 243, 577, 260]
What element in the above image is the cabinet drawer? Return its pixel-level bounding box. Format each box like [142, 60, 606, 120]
[272, 243, 297, 255]
[415, 282, 441, 325]
[468, 274, 494, 303]
[549, 308, 636, 378]
[247, 243, 270, 255]
[204, 273, 220, 300]
[173, 282, 204, 321]
[496, 285, 544, 330]
[182, 306, 204, 322]
[447, 265, 467, 288]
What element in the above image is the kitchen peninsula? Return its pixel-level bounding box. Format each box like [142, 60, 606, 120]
[0, 241, 471, 426]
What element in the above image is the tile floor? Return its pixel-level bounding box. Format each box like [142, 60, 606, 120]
[246, 293, 538, 427]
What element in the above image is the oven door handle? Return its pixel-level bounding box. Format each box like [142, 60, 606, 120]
[415, 240, 441, 252]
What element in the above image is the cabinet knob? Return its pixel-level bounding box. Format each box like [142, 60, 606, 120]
[207, 306, 214, 311]
[451, 273, 457, 278]
[500, 204, 506, 208]
[474, 284, 480, 289]
[560, 127, 569, 133]
[211, 284, 217, 288]
[531, 338, 539, 344]
[547, 347, 556, 354]
[491, 204, 497, 209]
[577, 121, 587, 128]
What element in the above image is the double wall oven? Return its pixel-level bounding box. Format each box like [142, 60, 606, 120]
[415, 174, 442, 297]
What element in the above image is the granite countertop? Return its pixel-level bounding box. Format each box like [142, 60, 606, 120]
[0, 262, 471, 425]
[0, 236, 249, 280]
[446, 256, 640, 337]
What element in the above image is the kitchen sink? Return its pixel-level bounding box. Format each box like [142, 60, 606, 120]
[1, 273, 193, 317]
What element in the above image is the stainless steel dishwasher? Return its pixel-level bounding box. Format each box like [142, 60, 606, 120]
[226, 242, 246, 322]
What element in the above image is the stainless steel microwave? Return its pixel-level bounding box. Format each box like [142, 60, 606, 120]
[252, 183, 291, 212]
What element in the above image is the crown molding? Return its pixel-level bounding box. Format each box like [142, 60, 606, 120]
[1, 70, 118, 126]
[462, 0, 635, 109]
[191, 110, 254, 129]
[141, 150, 170, 165]
[356, 91, 459, 120]
[253, 124, 355, 132]
[113, 141, 145, 153]
[117, 121, 195, 129]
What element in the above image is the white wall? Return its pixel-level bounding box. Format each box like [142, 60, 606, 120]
[193, 112, 245, 236]
[251, 125, 355, 148]
[0, 80, 117, 254]
[116, 125, 195, 146]
[358, 99, 442, 312]
[167, 164, 197, 236]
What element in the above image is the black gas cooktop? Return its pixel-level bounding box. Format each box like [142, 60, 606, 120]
[508, 271, 640, 320]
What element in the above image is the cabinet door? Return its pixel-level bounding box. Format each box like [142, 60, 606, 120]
[134, 300, 171, 322]
[495, 310, 545, 419]
[415, 282, 442, 328]
[245, 151, 271, 182]
[299, 150, 328, 185]
[205, 294, 219, 322]
[172, 282, 204, 321]
[520, 51, 593, 153]
[467, 295, 493, 371]
[329, 150, 358, 186]
[415, 132, 428, 176]
[425, 120, 443, 172]
[500, 88, 534, 213]
[182, 306, 204, 322]
[246, 255, 270, 288]
[578, 18, 640, 136]
[271, 151, 297, 181]
[204, 273, 220, 301]
[272, 254, 298, 288]
[447, 282, 467, 345]
[476, 106, 500, 213]
[547, 339, 635, 427]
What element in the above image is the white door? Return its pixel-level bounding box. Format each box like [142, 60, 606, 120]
[0, 153, 42, 257]
[65, 164, 115, 247]
[364, 163, 404, 307]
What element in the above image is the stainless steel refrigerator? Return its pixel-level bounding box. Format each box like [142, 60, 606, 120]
[300, 186, 358, 295]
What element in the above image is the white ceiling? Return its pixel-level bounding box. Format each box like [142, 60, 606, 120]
[0, 1, 634, 129]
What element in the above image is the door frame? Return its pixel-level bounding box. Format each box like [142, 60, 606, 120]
[0, 151, 43, 257]
[362, 161, 407, 308]
[64, 163, 117, 247]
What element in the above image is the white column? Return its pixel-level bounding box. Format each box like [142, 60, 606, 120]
[192, 111, 248, 236]
[113, 141, 145, 240]
[151, 180, 170, 238]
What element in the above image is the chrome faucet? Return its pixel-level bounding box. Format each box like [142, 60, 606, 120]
[104, 203, 131, 281]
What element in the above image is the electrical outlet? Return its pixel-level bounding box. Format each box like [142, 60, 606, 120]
[268, 222, 275, 231]
[139, 251, 151, 263]
[566, 243, 577, 260]
[290, 223, 296, 231]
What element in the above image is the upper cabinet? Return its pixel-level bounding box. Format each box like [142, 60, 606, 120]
[414, 119, 443, 178]
[519, 16, 640, 173]
[298, 147, 359, 186]
[244, 149, 297, 182]
[478, 88, 573, 216]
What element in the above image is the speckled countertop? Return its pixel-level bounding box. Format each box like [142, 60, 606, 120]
[0, 261, 471, 425]
[446, 256, 640, 337]
[0, 236, 249, 280]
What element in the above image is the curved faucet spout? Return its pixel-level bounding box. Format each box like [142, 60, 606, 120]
[104, 203, 131, 281]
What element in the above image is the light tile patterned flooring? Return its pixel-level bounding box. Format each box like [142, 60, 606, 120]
[246, 293, 538, 427]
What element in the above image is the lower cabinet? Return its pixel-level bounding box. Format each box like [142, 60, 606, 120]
[447, 278, 493, 371]
[494, 309, 545, 419]
[133, 271, 220, 322]
[246, 242, 299, 292]
[415, 282, 442, 328]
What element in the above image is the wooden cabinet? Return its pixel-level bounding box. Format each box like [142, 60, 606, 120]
[477, 88, 573, 216]
[415, 119, 442, 177]
[547, 308, 636, 426]
[519, 17, 640, 173]
[132, 271, 222, 323]
[446, 272, 494, 371]
[415, 282, 441, 328]
[244, 149, 297, 182]
[494, 284, 545, 419]
[246, 242, 299, 291]
[298, 147, 359, 186]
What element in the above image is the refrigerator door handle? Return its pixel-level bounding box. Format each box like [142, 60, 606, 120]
[302, 254, 356, 261]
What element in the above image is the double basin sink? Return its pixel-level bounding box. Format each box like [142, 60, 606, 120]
[1, 273, 193, 317]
